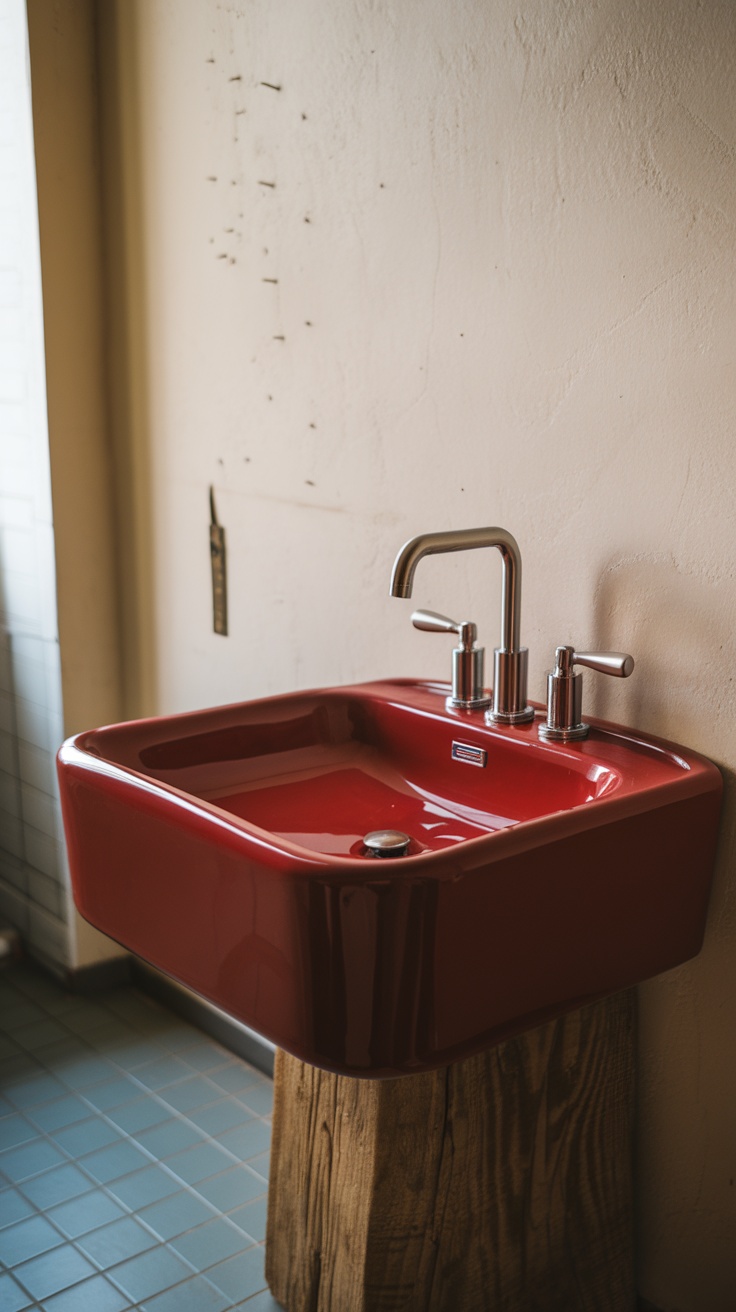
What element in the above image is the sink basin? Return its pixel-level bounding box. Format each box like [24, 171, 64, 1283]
[57, 679, 722, 1076]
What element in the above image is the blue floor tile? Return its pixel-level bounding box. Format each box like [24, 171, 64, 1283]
[0, 1213, 63, 1265]
[238, 1084, 274, 1118]
[156, 1076, 223, 1114]
[47, 1189, 126, 1239]
[133, 1056, 195, 1090]
[229, 1196, 268, 1244]
[26, 1093, 92, 1132]
[0, 1271, 33, 1311]
[208, 1065, 261, 1096]
[106, 1243, 195, 1303]
[105, 1165, 181, 1209]
[0, 1114, 39, 1150]
[175, 1043, 230, 1074]
[79, 1139, 150, 1184]
[54, 1116, 122, 1156]
[141, 1273, 230, 1312]
[170, 1216, 252, 1271]
[4, 1073, 68, 1108]
[13, 1243, 98, 1301]
[246, 1152, 269, 1183]
[134, 1118, 205, 1159]
[235, 1291, 283, 1312]
[106, 1098, 170, 1135]
[0, 1187, 36, 1228]
[187, 1099, 255, 1136]
[58, 1055, 124, 1091]
[12, 1019, 69, 1051]
[195, 1165, 267, 1212]
[216, 1119, 271, 1161]
[1, 961, 274, 1312]
[0, 1137, 66, 1182]
[137, 1190, 217, 1241]
[40, 1273, 132, 1312]
[98, 1038, 169, 1068]
[76, 1215, 159, 1267]
[207, 1243, 267, 1303]
[153, 1025, 208, 1054]
[163, 1142, 234, 1186]
[21, 1162, 94, 1208]
[80, 1076, 141, 1111]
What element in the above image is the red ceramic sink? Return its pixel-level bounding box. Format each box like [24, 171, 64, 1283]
[57, 679, 722, 1077]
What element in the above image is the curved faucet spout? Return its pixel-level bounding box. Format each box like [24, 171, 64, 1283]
[390, 526, 522, 652]
[390, 526, 534, 724]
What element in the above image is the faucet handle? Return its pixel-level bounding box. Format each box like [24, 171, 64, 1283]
[410, 611, 490, 711]
[539, 644, 635, 741]
[411, 610, 476, 648]
[563, 649, 635, 679]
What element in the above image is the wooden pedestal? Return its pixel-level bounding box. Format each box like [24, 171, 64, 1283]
[266, 992, 636, 1312]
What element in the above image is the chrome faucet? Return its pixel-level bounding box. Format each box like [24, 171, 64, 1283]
[390, 527, 534, 724]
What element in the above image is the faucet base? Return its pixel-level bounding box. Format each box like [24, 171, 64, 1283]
[486, 705, 536, 726]
[447, 693, 492, 712]
[539, 721, 590, 741]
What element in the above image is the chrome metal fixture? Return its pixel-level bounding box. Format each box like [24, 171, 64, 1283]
[390, 527, 534, 725]
[411, 609, 491, 711]
[363, 830, 412, 858]
[539, 645, 635, 742]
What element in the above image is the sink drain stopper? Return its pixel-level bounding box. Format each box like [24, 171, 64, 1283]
[363, 830, 411, 858]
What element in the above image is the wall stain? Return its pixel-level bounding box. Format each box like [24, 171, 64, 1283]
[241, 491, 345, 515]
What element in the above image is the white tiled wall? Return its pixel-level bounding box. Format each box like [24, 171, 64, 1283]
[0, 0, 71, 968]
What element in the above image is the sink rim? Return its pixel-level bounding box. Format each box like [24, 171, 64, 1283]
[59, 677, 716, 874]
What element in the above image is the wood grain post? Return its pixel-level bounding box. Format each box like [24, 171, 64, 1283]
[266, 991, 636, 1312]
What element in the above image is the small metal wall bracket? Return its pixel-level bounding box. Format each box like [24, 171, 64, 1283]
[209, 486, 228, 636]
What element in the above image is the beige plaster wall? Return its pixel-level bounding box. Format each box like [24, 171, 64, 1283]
[33, 0, 736, 1305]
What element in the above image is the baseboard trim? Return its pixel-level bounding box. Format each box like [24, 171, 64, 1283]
[130, 959, 275, 1079]
[30, 948, 275, 1079]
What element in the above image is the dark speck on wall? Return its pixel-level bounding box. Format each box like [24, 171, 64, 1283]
[305, 480, 315, 487]
[229, 74, 242, 82]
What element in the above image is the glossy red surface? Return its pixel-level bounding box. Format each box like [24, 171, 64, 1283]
[57, 679, 722, 1076]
